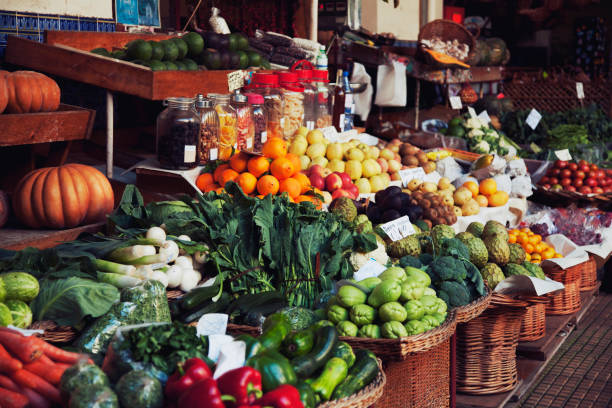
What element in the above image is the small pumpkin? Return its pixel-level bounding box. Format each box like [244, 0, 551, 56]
[12, 164, 114, 229]
[1, 70, 61, 114]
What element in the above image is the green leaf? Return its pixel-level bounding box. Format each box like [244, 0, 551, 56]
[31, 277, 120, 326]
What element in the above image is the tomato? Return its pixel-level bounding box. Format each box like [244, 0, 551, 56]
[574, 170, 585, 179]
[568, 163, 578, 171]
[540, 176, 550, 184]
[549, 177, 559, 185]
[579, 186, 592, 194]
[561, 169, 572, 178]
[579, 164, 590, 173]
[555, 160, 568, 169]
[561, 178, 572, 187]
[592, 187, 604, 194]
[578, 160, 588, 167]
[573, 178, 583, 187]
[566, 186, 576, 192]
[590, 164, 599, 171]
[551, 168, 561, 176]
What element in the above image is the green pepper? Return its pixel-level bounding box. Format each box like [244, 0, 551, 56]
[358, 324, 381, 339]
[246, 350, 297, 392]
[308, 357, 348, 401]
[336, 321, 358, 337]
[235, 334, 263, 359]
[281, 329, 314, 358]
[379, 301, 408, 322]
[295, 381, 316, 408]
[259, 313, 291, 351]
[327, 305, 349, 324]
[404, 299, 425, 320]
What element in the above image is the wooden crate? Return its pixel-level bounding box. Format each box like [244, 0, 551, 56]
[0, 104, 95, 147]
[5, 32, 234, 100]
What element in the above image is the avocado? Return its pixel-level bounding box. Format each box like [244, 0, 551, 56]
[219, 50, 231, 69]
[160, 40, 178, 61]
[236, 50, 249, 69]
[127, 39, 152, 61]
[217, 35, 230, 50]
[164, 61, 178, 70]
[182, 32, 204, 57]
[148, 41, 165, 60]
[149, 59, 166, 71]
[235, 33, 248, 50]
[172, 38, 188, 59]
[247, 51, 262, 67]
[204, 32, 221, 50]
[174, 61, 187, 71]
[182, 58, 199, 71]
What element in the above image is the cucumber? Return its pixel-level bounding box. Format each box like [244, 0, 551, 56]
[0, 272, 39, 302]
[282, 329, 314, 358]
[291, 325, 338, 378]
[331, 341, 355, 368]
[180, 293, 231, 323]
[180, 284, 220, 310]
[331, 349, 379, 400]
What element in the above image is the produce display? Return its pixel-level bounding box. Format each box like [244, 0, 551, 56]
[507, 227, 562, 264]
[0, 70, 61, 114]
[444, 115, 520, 156]
[537, 159, 612, 195]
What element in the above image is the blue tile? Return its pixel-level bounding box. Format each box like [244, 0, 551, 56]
[0, 12, 16, 29]
[0, 45, 5, 58]
[80, 18, 96, 32]
[60, 18, 78, 31]
[39, 15, 60, 31]
[0, 32, 8, 44]
[17, 14, 38, 31]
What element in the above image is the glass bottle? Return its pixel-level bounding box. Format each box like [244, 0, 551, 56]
[342, 70, 354, 131]
[156, 97, 200, 170]
[247, 93, 268, 153]
[195, 95, 220, 164]
[248, 73, 283, 140]
[312, 69, 332, 128]
[231, 92, 254, 151]
[278, 72, 305, 140]
[210, 94, 237, 160]
[332, 69, 346, 132]
[296, 69, 317, 130]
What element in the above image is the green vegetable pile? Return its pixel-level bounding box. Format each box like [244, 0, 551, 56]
[0, 271, 38, 328]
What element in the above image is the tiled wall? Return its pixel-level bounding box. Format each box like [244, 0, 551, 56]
[0, 11, 115, 57]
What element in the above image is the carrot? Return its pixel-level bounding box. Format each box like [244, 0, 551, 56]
[30, 338, 88, 365]
[0, 387, 28, 408]
[36, 355, 53, 365]
[0, 345, 22, 374]
[0, 375, 19, 393]
[19, 387, 50, 408]
[0, 333, 42, 363]
[23, 361, 64, 386]
[10, 371, 60, 404]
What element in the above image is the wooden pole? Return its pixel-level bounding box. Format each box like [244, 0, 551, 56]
[106, 90, 114, 178]
[310, 0, 318, 42]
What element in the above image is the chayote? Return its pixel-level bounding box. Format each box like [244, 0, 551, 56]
[357, 277, 382, 294]
[349, 304, 377, 326]
[381, 321, 408, 339]
[404, 266, 431, 287]
[400, 281, 425, 302]
[336, 321, 359, 337]
[419, 295, 442, 315]
[378, 302, 408, 323]
[327, 305, 349, 324]
[404, 299, 425, 321]
[404, 320, 426, 336]
[423, 288, 437, 297]
[358, 324, 381, 339]
[337, 285, 367, 308]
[367, 280, 402, 308]
[430, 312, 447, 326]
[378, 267, 407, 282]
[421, 315, 440, 330]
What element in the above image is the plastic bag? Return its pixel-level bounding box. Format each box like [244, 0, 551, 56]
[121, 280, 171, 323]
[209, 7, 230, 34]
[436, 156, 464, 182]
[374, 61, 407, 107]
[74, 302, 139, 355]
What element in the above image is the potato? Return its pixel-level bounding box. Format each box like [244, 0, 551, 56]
[453, 187, 473, 206]
[461, 199, 480, 216]
[453, 206, 462, 217]
[438, 177, 451, 190]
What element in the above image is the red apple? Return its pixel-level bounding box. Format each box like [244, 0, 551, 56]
[376, 158, 389, 173]
[331, 188, 351, 200]
[549, 177, 559, 185]
[561, 178, 572, 187]
[555, 160, 568, 169]
[573, 178, 583, 188]
[540, 176, 550, 185]
[345, 184, 359, 199]
[585, 177, 598, 187]
[592, 187, 604, 194]
[566, 185, 577, 192]
[574, 170, 585, 179]
[309, 164, 323, 176]
[579, 186, 592, 194]
[568, 163, 578, 171]
[325, 173, 343, 192]
[335, 172, 353, 189]
[309, 173, 325, 190]
[561, 169, 572, 178]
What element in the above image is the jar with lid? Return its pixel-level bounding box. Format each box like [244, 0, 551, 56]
[246, 93, 268, 152]
[195, 95, 220, 164]
[231, 92, 254, 151]
[312, 69, 332, 128]
[209, 94, 237, 160]
[296, 69, 316, 130]
[156, 97, 200, 170]
[278, 71, 305, 140]
[248, 73, 283, 139]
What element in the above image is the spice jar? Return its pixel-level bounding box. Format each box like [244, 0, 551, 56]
[210, 94, 237, 160]
[248, 73, 283, 139]
[312, 69, 332, 128]
[247, 93, 267, 152]
[231, 92, 254, 151]
[296, 69, 317, 130]
[156, 97, 200, 170]
[195, 95, 220, 164]
[278, 72, 305, 140]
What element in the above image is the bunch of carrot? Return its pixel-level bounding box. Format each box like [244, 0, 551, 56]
[0, 327, 91, 408]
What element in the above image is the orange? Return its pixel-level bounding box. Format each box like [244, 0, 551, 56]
[262, 137, 287, 159]
[517, 234, 529, 246]
[213, 164, 230, 184]
[293, 172, 311, 194]
[463, 181, 479, 198]
[479, 178, 497, 196]
[236, 172, 257, 194]
[534, 242, 546, 254]
[508, 235, 517, 244]
[247, 156, 270, 178]
[554, 253, 563, 258]
[257, 175, 280, 195]
[542, 248, 555, 260]
[528, 235, 541, 246]
[510, 229, 520, 235]
[215, 187, 226, 194]
[527, 230, 534, 236]
[475, 194, 488, 207]
[295, 195, 323, 210]
[219, 168, 239, 186]
[487, 190, 509, 207]
[279, 177, 301, 199]
[520, 228, 530, 233]
[531, 253, 541, 262]
[525, 253, 531, 262]
[284, 153, 301, 176]
[524, 243, 534, 254]
[203, 183, 220, 193]
[196, 173, 214, 191]
[229, 151, 250, 172]
[270, 157, 295, 180]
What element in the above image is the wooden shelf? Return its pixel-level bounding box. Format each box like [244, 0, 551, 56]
[0, 222, 106, 251]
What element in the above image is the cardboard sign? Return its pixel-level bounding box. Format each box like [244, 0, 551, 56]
[525, 109, 542, 130]
[449, 96, 463, 110]
[227, 70, 244, 92]
[380, 216, 416, 241]
[399, 167, 426, 187]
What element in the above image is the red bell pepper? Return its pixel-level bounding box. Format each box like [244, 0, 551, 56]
[255, 384, 304, 408]
[177, 378, 235, 408]
[217, 367, 263, 407]
[165, 358, 212, 399]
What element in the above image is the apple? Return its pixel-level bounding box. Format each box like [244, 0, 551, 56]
[376, 158, 389, 173]
[309, 173, 325, 190]
[388, 143, 400, 153]
[555, 160, 568, 169]
[299, 155, 311, 170]
[561, 178, 572, 187]
[362, 159, 381, 178]
[561, 169, 572, 178]
[568, 163, 578, 171]
[566, 185, 577, 192]
[309, 164, 323, 176]
[306, 129, 324, 144]
[355, 178, 371, 194]
[345, 160, 363, 180]
[573, 178, 583, 187]
[306, 143, 326, 159]
[380, 148, 395, 161]
[325, 173, 343, 192]
[367, 146, 380, 159]
[326, 143, 344, 161]
[574, 170, 585, 179]
[369, 175, 387, 193]
[336, 172, 353, 189]
[585, 177, 598, 187]
[388, 159, 402, 173]
[327, 159, 345, 173]
[331, 188, 351, 200]
[579, 186, 592, 194]
[346, 147, 365, 162]
[549, 177, 559, 185]
[320, 167, 332, 177]
[592, 187, 604, 194]
[391, 172, 401, 181]
[345, 184, 359, 199]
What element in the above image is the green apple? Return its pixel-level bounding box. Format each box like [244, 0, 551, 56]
[346, 147, 365, 162]
[355, 178, 372, 194]
[299, 155, 311, 170]
[289, 136, 308, 156]
[345, 160, 363, 180]
[307, 143, 326, 159]
[362, 158, 381, 178]
[311, 156, 328, 168]
[369, 175, 387, 193]
[326, 143, 344, 160]
[327, 159, 346, 173]
[307, 129, 324, 144]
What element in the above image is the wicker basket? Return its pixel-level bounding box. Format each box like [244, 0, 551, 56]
[166, 289, 184, 301]
[29, 321, 78, 344]
[226, 324, 262, 336]
[580, 255, 598, 291]
[340, 310, 456, 361]
[455, 288, 493, 324]
[318, 359, 386, 408]
[418, 19, 476, 63]
[519, 296, 549, 342]
[456, 294, 529, 395]
[544, 260, 583, 315]
[376, 338, 451, 408]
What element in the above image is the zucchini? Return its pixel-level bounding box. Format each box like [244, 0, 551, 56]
[309, 357, 348, 401]
[180, 293, 231, 323]
[282, 329, 314, 358]
[331, 349, 379, 400]
[291, 325, 338, 378]
[180, 284, 220, 310]
[331, 341, 355, 368]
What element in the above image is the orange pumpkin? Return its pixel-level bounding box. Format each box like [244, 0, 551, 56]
[13, 164, 114, 229]
[1, 70, 61, 114]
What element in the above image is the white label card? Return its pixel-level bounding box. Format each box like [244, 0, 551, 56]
[554, 149, 572, 161]
[306, 121, 315, 130]
[209, 148, 218, 161]
[246, 137, 253, 149]
[261, 131, 268, 143]
[380, 216, 416, 242]
[321, 126, 339, 142]
[227, 70, 244, 92]
[398, 167, 426, 187]
[184, 145, 196, 163]
[477, 110, 491, 124]
[468, 106, 477, 119]
[354, 258, 387, 281]
[525, 109, 542, 130]
[449, 96, 463, 110]
[576, 82, 585, 99]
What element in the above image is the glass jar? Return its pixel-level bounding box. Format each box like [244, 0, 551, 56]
[210, 94, 237, 161]
[156, 97, 200, 170]
[231, 92, 254, 151]
[278, 72, 305, 140]
[247, 93, 268, 152]
[249, 73, 283, 140]
[195, 95, 220, 164]
[312, 69, 332, 129]
[296, 69, 317, 130]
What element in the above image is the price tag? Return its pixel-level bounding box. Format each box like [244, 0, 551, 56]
[246, 137, 253, 149]
[227, 70, 244, 92]
[354, 258, 387, 281]
[525, 109, 542, 130]
[398, 167, 426, 187]
[321, 126, 339, 142]
[449, 96, 463, 110]
[380, 216, 416, 242]
[468, 106, 477, 119]
[197, 313, 228, 337]
[576, 82, 585, 99]
[554, 149, 572, 161]
[477, 110, 491, 124]
[184, 145, 196, 163]
[306, 120, 315, 130]
[261, 131, 268, 143]
[210, 148, 218, 161]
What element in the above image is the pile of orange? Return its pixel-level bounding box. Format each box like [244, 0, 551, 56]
[508, 227, 563, 263]
[196, 137, 321, 207]
[463, 178, 509, 207]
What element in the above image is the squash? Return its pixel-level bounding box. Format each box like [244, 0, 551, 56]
[0, 190, 9, 228]
[0, 71, 8, 114]
[421, 48, 470, 69]
[1, 70, 61, 114]
[12, 164, 114, 229]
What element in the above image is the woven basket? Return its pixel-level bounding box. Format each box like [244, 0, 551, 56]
[376, 338, 450, 407]
[166, 289, 184, 301]
[519, 296, 549, 342]
[418, 19, 476, 63]
[455, 288, 493, 324]
[226, 324, 262, 336]
[318, 359, 386, 408]
[340, 310, 456, 361]
[544, 260, 583, 315]
[580, 255, 598, 291]
[29, 321, 78, 344]
[456, 294, 529, 395]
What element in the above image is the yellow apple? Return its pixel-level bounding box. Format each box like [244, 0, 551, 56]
[346, 147, 365, 162]
[289, 136, 308, 156]
[306, 129, 324, 144]
[306, 143, 326, 159]
[345, 160, 363, 180]
[326, 143, 344, 160]
[355, 178, 372, 194]
[327, 159, 346, 173]
[299, 155, 311, 170]
[310, 156, 328, 168]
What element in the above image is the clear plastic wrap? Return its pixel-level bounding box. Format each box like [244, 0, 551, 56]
[121, 280, 171, 323]
[209, 8, 230, 34]
[75, 302, 139, 355]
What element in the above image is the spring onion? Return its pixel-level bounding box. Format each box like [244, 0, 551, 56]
[94, 259, 137, 275]
[166, 265, 184, 288]
[97, 272, 143, 288]
[179, 269, 201, 292]
[158, 240, 180, 263]
[146, 226, 167, 245]
[108, 245, 156, 263]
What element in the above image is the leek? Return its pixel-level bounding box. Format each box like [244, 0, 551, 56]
[108, 245, 156, 263]
[94, 259, 136, 275]
[97, 272, 143, 288]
